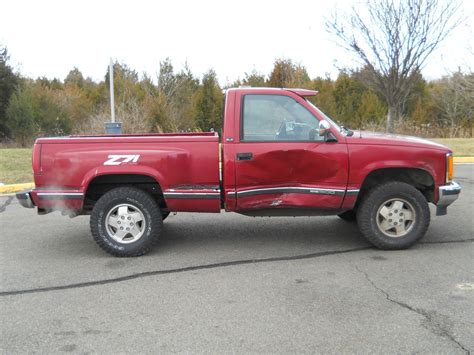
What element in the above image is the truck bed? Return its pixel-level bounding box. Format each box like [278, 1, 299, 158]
[32, 132, 221, 213]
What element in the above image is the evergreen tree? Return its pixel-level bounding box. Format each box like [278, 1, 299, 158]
[310, 76, 337, 118]
[195, 70, 223, 132]
[5, 87, 35, 146]
[65, 67, 85, 88]
[268, 58, 309, 88]
[0, 46, 20, 140]
[268, 58, 296, 87]
[332, 72, 366, 126]
[242, 70, 266, 87]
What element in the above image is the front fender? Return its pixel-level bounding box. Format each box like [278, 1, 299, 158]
[348, 145, 444, 188]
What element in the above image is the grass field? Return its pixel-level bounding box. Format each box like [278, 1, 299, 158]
[432, 138, 474, 156]
[0, 138, 472, 184]
[0, 149, 33, 184]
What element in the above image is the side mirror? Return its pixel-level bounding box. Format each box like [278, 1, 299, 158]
[318, 120, 331, 136]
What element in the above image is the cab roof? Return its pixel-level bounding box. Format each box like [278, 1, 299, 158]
[226, 87, 318, 98]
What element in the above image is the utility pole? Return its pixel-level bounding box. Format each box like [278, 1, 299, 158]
[109, 58, 115, 123]
[105, 58, 122, 134]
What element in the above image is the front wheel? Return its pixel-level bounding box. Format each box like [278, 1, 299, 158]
[357, 182, 430, 249]
[90, 187, 162, 257]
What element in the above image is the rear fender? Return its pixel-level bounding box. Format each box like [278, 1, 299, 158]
[82, 165, 166, 193]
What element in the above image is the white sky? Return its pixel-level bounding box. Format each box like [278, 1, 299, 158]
[1, 0, 473, 85]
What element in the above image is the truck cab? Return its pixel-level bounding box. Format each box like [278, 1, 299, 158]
[222, 88, 349, 214]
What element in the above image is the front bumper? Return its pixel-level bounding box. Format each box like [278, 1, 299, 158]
[16, 190, 35, 208]
[436, 181, 461, 215]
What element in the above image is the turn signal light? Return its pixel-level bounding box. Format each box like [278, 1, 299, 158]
[447, 154, 453, 182]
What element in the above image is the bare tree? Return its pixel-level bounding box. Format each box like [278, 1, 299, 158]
[327, 0, 462, 132]
[434, 71, 474, 136]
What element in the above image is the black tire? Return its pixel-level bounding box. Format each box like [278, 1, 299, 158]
[357, 181, 430, 250]
[162, 211, 170, 221]
[338, 210, 357, 222]
[90, 187, 162, 257]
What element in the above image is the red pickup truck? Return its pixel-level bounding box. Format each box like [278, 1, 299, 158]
[17, 87, 461, 256]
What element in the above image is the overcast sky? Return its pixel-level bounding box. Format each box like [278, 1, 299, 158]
[1, 0, 473, 85]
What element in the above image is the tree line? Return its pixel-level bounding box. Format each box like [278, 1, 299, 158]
[0, 48, 472, 147]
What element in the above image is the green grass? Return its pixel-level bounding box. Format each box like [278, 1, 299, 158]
[0, 139, 472, 185]
[0, 149, 33, 184]
[432, 138, 474, 156]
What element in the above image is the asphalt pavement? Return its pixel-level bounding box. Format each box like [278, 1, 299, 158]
[1, 165, 473, 353]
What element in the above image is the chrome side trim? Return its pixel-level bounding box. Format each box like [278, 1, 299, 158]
[308, 188, 345, 196]
[227, 187, 360, 198]
[37, 192, 84, 200]
[232, 186, 346, 197]
[345, 189, 360, 196]
[239, 187, 345, 197]
[163, 192, 220, 200]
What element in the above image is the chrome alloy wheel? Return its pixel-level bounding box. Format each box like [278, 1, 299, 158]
[105, 204, 146, 244]
[376, 198, 416, 238]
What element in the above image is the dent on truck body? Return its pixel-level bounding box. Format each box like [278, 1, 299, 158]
[235, 146, 348, 211]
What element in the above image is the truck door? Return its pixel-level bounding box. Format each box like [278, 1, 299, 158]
[233, 91, 349, 212]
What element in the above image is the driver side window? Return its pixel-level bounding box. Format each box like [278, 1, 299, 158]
[241, 94, 323, 142]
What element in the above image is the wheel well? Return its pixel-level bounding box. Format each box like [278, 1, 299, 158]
[84, 174, 167, 213]
[357, 168, 435, 206]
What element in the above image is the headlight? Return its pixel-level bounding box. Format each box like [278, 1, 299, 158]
[446, 153, 453, 183]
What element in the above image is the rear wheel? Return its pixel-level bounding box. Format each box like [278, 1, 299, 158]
[357, 182, 430, 249]
[90, 187, 162, 257]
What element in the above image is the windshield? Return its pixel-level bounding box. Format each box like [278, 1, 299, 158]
[305, 99, 345, 134]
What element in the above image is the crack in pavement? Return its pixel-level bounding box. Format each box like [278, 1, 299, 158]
[0, 238, 472, 298]
[0, 246, 372, 297]
[0, 196, 13, 213]
[355, 266, 471, 354]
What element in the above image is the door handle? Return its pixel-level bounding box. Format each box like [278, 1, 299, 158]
[236, 152, 253, 161]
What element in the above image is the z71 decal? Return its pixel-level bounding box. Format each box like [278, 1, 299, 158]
[104, 155, 140, 166]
